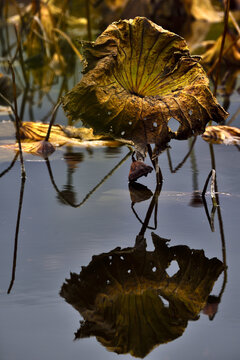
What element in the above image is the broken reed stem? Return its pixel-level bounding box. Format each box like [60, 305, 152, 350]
[8, 61, 26, 179]
[213, 0, 230, 97]
[210, 169, 217, 207]
[202, 170, 212, 197]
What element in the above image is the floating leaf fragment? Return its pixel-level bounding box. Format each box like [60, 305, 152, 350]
[0, 121, 124, 156]
[62, 17, 228, 157]
[19, 121, 117, 143]
[202, 125, 240, 144]
[60, 233, 223, 358]
[2, 140, 56, 157]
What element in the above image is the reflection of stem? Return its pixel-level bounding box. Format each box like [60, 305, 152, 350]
[0, 152, 19, 178]
[7, 173, 26, 294]
[167, 136, 197, 173]
[131, 201, 157, 230]
[138, 174, 163, 238]
[202, 143, 228, 303]
[46, 150, 131, 207]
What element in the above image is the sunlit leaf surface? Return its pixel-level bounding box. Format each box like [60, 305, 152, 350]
[62, 17, 228, 157]
[60, 233, 223, 358]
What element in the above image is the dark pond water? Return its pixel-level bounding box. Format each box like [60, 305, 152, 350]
[0, 3, 240, 360]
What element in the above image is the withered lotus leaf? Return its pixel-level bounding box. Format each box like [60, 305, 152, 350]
[60, 233, 223, 358]
[62, 17, 228, 156]
[202, 125, 240, 145]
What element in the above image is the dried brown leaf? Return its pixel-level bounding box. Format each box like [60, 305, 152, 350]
[62, 17, 228, 157]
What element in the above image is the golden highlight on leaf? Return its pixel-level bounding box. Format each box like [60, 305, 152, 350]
[60, 233, 223, 358]
[62, 17, 228, 157]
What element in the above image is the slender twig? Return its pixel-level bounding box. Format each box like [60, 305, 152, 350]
[213, 0, 231, 96]
[7, 174, 26, 293]
[8, 61, 26, 179]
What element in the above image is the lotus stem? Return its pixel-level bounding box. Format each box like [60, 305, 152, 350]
[45, 100, 62, 142]
[8, 60, 26, 179]
[85, 0, 92, 41]
[7, 173, 26, 294]
[213, 0, 230, 96]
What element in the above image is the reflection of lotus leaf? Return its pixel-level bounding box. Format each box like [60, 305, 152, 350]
[62, 17, 227, 156]
[60, 233, 223, 358]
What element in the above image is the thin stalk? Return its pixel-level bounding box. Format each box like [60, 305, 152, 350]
[213, 0, 230, 97]
[7, 174, 26, 294]
[85, 0, 92, 41]
[8, 61, 26, 179]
